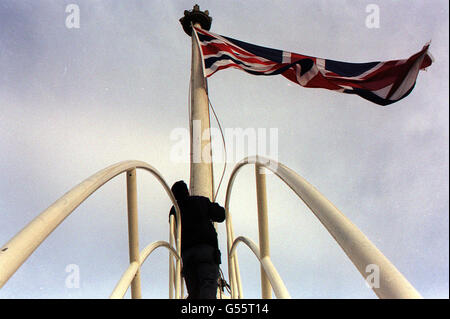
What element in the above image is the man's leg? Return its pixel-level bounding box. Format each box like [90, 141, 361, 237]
[183, 266, 199, 299]
[184, 244, 220, 299]
[196, 262, 219, 299]
[182, 250, 199, 299]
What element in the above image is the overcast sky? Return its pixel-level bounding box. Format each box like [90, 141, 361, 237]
[0, 1, 448, 299]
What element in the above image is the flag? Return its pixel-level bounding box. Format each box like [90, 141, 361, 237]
[193, 26, 432, 106]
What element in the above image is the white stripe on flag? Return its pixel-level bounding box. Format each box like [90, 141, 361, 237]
[390, 52, 427, 100]
[282, 51, 291, 64]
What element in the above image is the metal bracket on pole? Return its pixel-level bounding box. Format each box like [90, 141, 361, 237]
[180, 4, 212, 36]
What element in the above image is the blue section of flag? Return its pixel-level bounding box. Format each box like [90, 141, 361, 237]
[325, 60, 380, 77]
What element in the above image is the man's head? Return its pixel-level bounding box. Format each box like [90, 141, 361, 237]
[171, 180, 189, 201]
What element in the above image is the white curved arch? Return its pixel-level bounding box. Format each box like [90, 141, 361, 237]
[224, 156, 422, 299]
[0, 160, 182, 294]
[110, 240, 181, 299]
[110, 261, 140, 299]
[230, 236, 290, 299]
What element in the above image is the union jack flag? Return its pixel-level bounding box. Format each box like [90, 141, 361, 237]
[193, 26, 432, 106]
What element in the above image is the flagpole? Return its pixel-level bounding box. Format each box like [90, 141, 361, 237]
[180, 5, 214, 200]
[181, 5, 246, 299]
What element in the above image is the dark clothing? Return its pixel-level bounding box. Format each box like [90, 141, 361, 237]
[169, 195, 225, 256]
[169, 194, 225, 299]
[182, 244, 220, 299]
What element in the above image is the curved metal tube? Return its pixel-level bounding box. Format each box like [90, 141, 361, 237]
[140, 240, 180, 266]
[225, 156, 422, 299]
[230, 236, 290, 299]
[110, 261, 140, 299]
[0, 160, 182, 296]
[110, 240, 181, 299]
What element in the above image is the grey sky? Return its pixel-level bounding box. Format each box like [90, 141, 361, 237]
[0, 1, 448, 298]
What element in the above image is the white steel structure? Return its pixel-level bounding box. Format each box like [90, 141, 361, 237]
[0, 157, 422, 299]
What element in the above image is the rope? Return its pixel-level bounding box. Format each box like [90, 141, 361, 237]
[208, 97, 227, 202]
[218, 266, 232, 298]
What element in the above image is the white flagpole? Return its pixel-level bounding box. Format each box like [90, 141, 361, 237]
[181, 5, 214, 200]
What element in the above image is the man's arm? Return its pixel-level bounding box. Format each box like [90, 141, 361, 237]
[208, 201, 225, 223]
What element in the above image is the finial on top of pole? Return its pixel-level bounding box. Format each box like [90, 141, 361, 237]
[180, 4, 212, 36]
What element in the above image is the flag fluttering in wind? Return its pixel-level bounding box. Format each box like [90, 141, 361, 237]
[193, 26, 432, 106]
